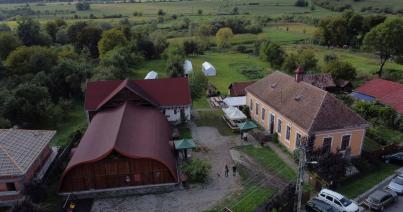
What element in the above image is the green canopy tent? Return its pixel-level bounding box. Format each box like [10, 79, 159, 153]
[174, 139, 196, 159]
[237, 121, 258, 131]
[237, 121, 258, 141]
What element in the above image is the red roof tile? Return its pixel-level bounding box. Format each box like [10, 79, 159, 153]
[85, 77, 192, 111]
[228, 81, 257, 97]
[355, 79, 403, 113]
[60, 102, 177, 185]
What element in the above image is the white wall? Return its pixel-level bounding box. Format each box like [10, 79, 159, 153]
[162, 106, 191, 123]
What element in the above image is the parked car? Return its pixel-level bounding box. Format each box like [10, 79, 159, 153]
[305, 198, 338, 212]
[387, 175, 403, 194]
[382, 152, 403, 164]
[363, 189, 398, 211]
[316, 189, 359, 212]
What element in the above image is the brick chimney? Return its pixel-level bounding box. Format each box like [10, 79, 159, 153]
[295, 66, 304, 83]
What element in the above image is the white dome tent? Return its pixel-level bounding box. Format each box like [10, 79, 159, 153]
[202, 61, 216, 76]
[222, 106, 247, 121]
[183, 60, 193, 76]
[144, 71, 158, 80]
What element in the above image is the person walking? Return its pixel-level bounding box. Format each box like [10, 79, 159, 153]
[232, 165, 237, 176]
[225, 165, 229, 177]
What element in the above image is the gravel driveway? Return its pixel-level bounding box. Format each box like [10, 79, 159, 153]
[91, 125, 242, 212]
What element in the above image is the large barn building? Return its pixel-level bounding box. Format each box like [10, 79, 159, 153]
[59, 77, 191, 194]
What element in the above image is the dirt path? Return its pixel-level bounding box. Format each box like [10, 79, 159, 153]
[91, 126, 242, 212]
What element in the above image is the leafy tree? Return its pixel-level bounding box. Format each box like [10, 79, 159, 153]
[67, 22, 102, 57]
[16, 17, 49, 46]
[183, 39, 201, 56]
[55, 28, 70, 44]
[323, 59, 357, 81]
[5, 46, 57, 76]
[260, 41, 285, 68]
[163, 44, 186, 77]
[297, 49, 318, 72]
[47, 59, 87, 99]
[363, 19, 403, 77]
[158, 9, 165, 16]
[2, 83, 54, 126]
[98, 28, 128, 57]
[197, 23, 213, 50]
[181, 158, 211, 183]
[295, 0, 308, 7]
[190, 70, 208, 99]
[282, 53, 299, 74]
[216, 27, 234, 48]
[45, 21, 58, 42]
[0, 32, 22, 60]
[76, 2, 90, 11]
[197, 9, 203, 15]
[150, 30, 168, 58]
[99, 43, 143, 79]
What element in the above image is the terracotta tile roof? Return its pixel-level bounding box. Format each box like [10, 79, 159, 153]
[246, 71, 368, 133]
[0, 129, 55, 177]
[85, 77, 192, 111]
[228, 81, 257, 97]
[61, 102, 177, 184]
[355, 79, 403, 113]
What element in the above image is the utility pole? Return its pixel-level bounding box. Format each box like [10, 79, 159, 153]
[295, 139, 306, 212]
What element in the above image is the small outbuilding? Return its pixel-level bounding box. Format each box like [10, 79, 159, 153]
[183, 60, 193, 76]
[145, 71, 158, 80]
[202, 62, 216, 76]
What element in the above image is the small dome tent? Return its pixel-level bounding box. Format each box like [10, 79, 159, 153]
[145, 71, 158, 80]
[184, 60, 193, 76]
[202, 62, 216, 76]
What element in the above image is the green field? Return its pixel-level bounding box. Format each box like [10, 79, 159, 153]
[313, 0, 403, 12]
[285, 44, 403, 79]
[0, 0, 334, 22]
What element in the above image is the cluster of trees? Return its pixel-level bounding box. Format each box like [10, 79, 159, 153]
[315, 11, 386, 48]
[259, 40, 357, 82]
[361, 6, 403, 15]
[311, 0, 352, 12]
[0, 16, 172, 128]
[209, 17, 263, 35]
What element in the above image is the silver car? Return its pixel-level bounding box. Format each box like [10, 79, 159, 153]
[387, 176, 403, 194]
[364, 189, 398, 211]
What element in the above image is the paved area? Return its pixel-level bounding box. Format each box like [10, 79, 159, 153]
[91, 126, 242, 212]
[385, 196, 403, 212]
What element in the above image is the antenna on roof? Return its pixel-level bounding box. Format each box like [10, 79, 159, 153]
[295, 95, 303, 101]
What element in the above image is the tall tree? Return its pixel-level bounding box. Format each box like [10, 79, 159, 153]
[0, 32, 22, 60]
[16, 17, 49, 46]
[363, 19, 403, 76]
[260, 41, 285, 69]
[216, 27, 234, 48]
[5, 46, 57, 76]
[323, 59, 357, 81]
[98, 28, 128, 57]
[163, 44, 185, 77]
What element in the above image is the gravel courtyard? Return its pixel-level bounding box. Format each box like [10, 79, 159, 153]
[91, 125, 242, 212]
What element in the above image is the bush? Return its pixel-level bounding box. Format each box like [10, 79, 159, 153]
[272, 132, 279, 144]
[181, 158, 211, 183]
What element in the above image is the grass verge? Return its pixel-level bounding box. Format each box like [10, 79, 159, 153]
[240, 145, 297, 181]
[336, 163, 399, 198]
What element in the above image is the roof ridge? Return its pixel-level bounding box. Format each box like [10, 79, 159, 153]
[113, 102, 129, 149]
[306, 92, 328, 133]
[0, 133, 24, 174]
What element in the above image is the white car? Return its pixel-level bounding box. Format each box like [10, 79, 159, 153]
[317, 189, 359, 212]
[387, 175, 403, 194]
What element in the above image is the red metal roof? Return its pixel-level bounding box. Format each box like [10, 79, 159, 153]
[85, 77, 192, 111]
[228, 81, 256, 97]
[60, 102, 177, 185]
[355, 79, 403, 113]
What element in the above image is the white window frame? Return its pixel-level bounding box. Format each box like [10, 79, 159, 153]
[322, 136, 333, 153]
[340, 134, 352, 151]
[277, 118, 282, 136]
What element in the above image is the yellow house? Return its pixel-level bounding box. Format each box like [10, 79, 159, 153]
[245, 71, 369, 157]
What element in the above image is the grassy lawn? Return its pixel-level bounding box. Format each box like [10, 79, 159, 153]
[193, 96, 210, 109]
[285, 44, 403, 79]
[337, 163, 400, 198]
[240, 145, 297, 181]
[206, 166, 275, 212]
[51, 103, 86, 147]
[178, 124, 192, 139]
[131, 52, 269, 94]
[195, 110, 237, 136]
